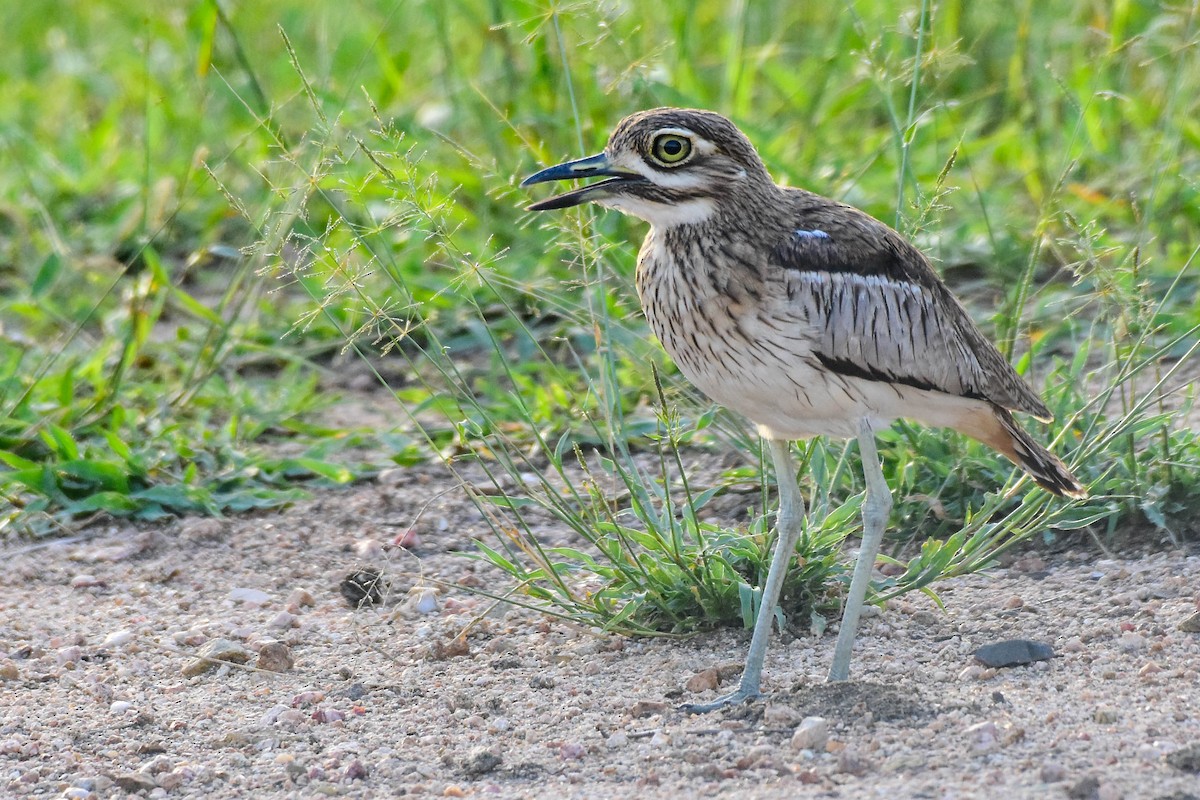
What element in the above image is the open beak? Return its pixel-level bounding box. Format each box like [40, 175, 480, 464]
[521, 152, 644, 211]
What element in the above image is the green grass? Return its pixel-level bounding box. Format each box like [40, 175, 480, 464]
[1, 1, 1198, 631]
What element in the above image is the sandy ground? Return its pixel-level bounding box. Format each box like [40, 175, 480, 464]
[2, 463, 1199, 800]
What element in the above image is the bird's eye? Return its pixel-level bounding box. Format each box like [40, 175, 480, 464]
[651, 134, 692, 166]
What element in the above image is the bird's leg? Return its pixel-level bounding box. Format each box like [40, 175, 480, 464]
[828, 417, 893, 681]
[682, 438, 806, 713]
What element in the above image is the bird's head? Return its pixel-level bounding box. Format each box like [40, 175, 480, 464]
[522, 108, 776, 228]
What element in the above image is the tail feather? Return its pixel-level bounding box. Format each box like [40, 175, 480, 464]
[986, 407, 1086, 498]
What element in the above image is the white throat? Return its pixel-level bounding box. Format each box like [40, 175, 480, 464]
[599, 196, 717, 229]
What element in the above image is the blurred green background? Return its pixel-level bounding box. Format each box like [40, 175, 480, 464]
[1, 0, 1197, 544]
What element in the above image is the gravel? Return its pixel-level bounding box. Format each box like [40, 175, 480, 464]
[1, 471, 1198, 799]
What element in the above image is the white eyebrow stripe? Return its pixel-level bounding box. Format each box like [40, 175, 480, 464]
[794, 229, 830, 240]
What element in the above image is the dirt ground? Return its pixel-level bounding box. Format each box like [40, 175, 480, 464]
[2, 460, 1199, 800]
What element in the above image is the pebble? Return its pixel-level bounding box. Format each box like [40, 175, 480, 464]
[965, 721, 999, 752]
[462, 748, 502, 776]
[649, 731, 671, 748]
[228, 588, 271, 606]
[559, 742, 586, 760]
[1166, 742, 1200, 772]
[113, 773, 157, 794]
[109, 700, 133, 714]
[1094, 707, 1118, 724]
[268, 611, 297, 630]
[287, 588, 316, 608]
[958, 665, 985, 682]
[836, 748, 871, 776]
[393, 528, 421, 549]
[355, 539, 385, 560]
[56, 646, 83, 666]
[99, 630, 134, 649]
[790, 717, 829, 752]
[606, 732, 628, 748]
[70, 574, 104, 589]
[256, 642, 295, 673]
[763, 703, 801, 727]
[182, 638, 250, 677]
[1179, 611, 1200, 632]
[0, 661, 17, 681]
[973, 639, 1054, 667]
[1041, 761, 1068, 782]
[406, 587, 439, 615]
[685, 667, 720, 693]
[343, 759, 368, 781]
[1118, 632, 1147, 652]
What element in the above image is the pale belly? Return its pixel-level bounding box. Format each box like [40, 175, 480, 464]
[643, 285, 985, 442]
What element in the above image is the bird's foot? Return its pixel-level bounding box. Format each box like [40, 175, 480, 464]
[679, 683, 762, 714]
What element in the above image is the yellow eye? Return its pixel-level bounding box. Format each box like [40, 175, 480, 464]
[651, 134, 692, 165]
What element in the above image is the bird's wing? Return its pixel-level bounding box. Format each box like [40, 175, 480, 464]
[769, 195, 1052, 419]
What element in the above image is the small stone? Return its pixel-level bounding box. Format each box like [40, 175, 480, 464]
[1067, 775, 1101, 800]
[393, 528, 421, 549]
[112, 773, 157, 794]
[287, 588, 316, 608]
[1040, 761, 1068, 782]
[762, 703, 801, 727]
[972, 639, 1053, 668]
[0, 661, 17, 681]
[836, 748, 871, 776]
[558, 742, 586, 760]
[443, 786, 465, 798]
[63, 788, 91, 799]
[1094, 707, 1118, 724]
[343, 759, 368, 781]
[156, 771, 184, 790]
[110, 701, 133, 714]
[1004, 595, 1024, 609]
[606, 732, 628, 748]
[1118, 632, 1147, 653]
[462, 748, 501, 776]
[1138, 661, 1162, 677]
[99, 630, 134, 649]
[256, 642, 295, 673]
[71, 574, 104, 589]
[268, 611, 297, 630]
[182, 638, 250, 677]
[1166, 743, 1200, 772]
[649, 730, 671, 748]
[790, 717, 829, 751]
[965, 721, 999, 752]
[406, 587, 439, 614]
[629, 700, 667, 718]
[354, 539, 384, 560]
[228, 587, 271, 606]
[958, 665, 985, 682]
[685, 668, 720, 693]
[1178, 611, 1200, 633]
[56, 646, 83, 666]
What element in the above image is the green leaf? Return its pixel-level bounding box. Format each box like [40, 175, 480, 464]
[58, 459, 130, 494]
[31, 252, 62, 297]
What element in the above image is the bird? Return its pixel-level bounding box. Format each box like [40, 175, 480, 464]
[521, 107, 1085, 712]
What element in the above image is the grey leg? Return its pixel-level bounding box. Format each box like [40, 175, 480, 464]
[682, 438, 806, 713]
[828, 417, 893, 681]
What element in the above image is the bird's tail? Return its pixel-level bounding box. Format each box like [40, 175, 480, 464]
[969, 406, 1086, 498]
